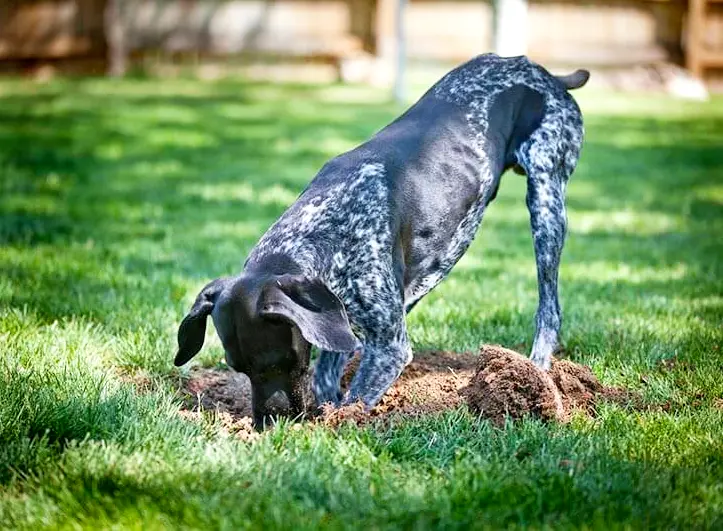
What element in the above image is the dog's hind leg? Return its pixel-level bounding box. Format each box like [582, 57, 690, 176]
[313, 350, 354, 406]
[517, 108, 583, 370]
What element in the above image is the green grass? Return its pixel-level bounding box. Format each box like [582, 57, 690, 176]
[0, 75, 722, 530]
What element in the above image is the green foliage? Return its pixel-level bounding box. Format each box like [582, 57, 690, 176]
[0, 77, 721, 529]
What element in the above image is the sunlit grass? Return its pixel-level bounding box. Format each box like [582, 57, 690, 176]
[0, 75, 721, 529]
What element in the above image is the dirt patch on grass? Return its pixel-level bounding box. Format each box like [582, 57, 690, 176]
[321, 350, 478, 427]
[177, 345, 635, 431]
[178, 408, 260, 442]
[324, 346, 637, 427]
[658, 356, 697, 372]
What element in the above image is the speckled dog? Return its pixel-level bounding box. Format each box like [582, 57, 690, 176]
[174, 54, 589, 427]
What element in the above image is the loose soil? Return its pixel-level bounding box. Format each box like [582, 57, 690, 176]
[461, 346, 566, 424]
[178, 345, 635, 433]
[180, 369, 259, 440]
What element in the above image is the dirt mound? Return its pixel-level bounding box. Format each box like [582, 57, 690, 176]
[458, 346, 616, 425]
[549, 358, 603, 412]
[324, 346, 622, 427]
[177, 345, 630, 432]
[318, 402, 368, 428]
[460, 346, 565, 425]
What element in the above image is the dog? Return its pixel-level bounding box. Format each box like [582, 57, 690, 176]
[174, 54, 588, 428]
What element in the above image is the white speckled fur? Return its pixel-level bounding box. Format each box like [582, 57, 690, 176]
[247, 54, 585, 406]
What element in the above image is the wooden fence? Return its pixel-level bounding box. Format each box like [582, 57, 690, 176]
[0, 0, 721, 78]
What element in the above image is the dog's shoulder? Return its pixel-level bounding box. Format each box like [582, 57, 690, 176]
[249, 150, 394, 269]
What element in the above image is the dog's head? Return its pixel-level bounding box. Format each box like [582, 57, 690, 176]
[174, 274, 359, 428]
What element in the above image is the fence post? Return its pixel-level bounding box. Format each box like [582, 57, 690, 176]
[493, 0, 528, 57]
[377, 0, 407, 102]
[104, 0, 128, 77]
[393, 0, 407, 103]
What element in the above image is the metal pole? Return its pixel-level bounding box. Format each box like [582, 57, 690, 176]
[393, 0, 407, 103]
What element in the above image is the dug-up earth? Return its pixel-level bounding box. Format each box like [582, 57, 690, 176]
[179, 345, 636, 438]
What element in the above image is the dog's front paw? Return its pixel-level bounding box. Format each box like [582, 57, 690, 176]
[530, 351, 552, 371]
[312, 384, 344, 408]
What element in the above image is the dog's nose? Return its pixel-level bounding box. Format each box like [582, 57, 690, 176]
[253, 390, 293, 430]
[264, 390, 291, 414]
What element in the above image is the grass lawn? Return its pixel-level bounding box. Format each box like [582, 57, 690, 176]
[0, 74, 722, 530]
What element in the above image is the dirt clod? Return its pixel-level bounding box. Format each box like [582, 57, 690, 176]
[461, 345, 565, 425]
[549, 358, 603, 412]
[318, 402, 367, 428]
[216, 412, 260, 442]
[178, 408, 259, 442]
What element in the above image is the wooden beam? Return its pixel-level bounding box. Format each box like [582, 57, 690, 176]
[686, 0, 705, 78]
[376, 0, 396, 61]
[699, 50, 723, 68]
[104, 0, 127, 77]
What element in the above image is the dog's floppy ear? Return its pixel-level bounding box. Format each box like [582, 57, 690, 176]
[258, 275, 360, 353]
[175, 278, 229, 366]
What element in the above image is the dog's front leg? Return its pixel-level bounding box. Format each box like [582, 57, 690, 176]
[313, 350, 354, 406]
[344, 325, 412, 408]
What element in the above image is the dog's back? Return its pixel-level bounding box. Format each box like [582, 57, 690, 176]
[248, 54, 584, 318]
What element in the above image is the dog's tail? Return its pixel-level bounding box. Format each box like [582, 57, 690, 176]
[555, 69, 590, 90]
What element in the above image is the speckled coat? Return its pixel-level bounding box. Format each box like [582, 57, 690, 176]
[246, 53, 587, 408]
